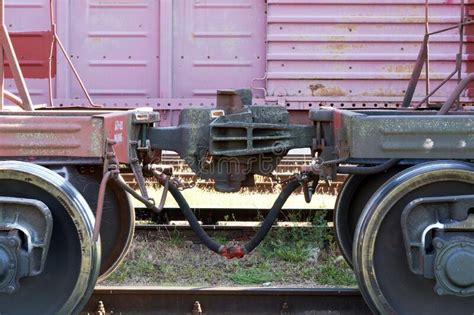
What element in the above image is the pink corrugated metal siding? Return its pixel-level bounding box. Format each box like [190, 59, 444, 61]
[66, 1, 160, 100]
[4, 0, 474, 116]
[172, 0, 266, 99]
[5, 0, 50, 104]
[266, 0, 472, 107]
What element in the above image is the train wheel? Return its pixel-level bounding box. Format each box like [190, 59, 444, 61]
[0, 162, 100, 315]
[353, 161, 474, 314]
[334, 167, 404, 267]
[52, 166, 134, 282]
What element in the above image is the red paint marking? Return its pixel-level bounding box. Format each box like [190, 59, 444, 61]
[333, 111, 342, 130]
[4, 31, 56, 79]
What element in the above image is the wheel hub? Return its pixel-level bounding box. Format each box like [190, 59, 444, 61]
[0, 197, 53, 294]
[435, 237, 474, 296]
[0, 233, 24, 293]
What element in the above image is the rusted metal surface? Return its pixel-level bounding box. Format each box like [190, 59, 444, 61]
[265, 0, 474, 108]
[82, 287, 370, 315]
[310, 108, 474, 160]
[4, 1, 472, 120]
[0, 113, 104, 158]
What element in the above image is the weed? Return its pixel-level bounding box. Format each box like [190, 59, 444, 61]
[230, 263, 280, 285]
[107, 245, 157, 283]
[167, 229, 185, 247]
[258, 211, 331, 262]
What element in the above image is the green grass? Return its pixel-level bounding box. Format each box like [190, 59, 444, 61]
[105, 209, 357, 288]
[230, 262, 281, 285]
[107, 245, 157, 283]
[258, 212, 332, 263]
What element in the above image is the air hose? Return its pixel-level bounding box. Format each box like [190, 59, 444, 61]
[159, 173, 301, 259]
[337, 158, 401, 175]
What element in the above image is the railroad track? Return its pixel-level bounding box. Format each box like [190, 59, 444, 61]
[135, 207, 333, 225]
[135, 206, 334, 242]
[124, 153, 346, 193]
[82, 287, 370, 315]
[135, 222, 331, 242]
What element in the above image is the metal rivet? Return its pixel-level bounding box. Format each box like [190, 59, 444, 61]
[436, 287, 444, 295]
[192, 301, 203, 315]
[435, 240, 444, 249]
[7, 285, 15, 293]
[96, 301, 107, 315]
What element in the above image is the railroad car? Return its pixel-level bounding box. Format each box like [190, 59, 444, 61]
[1, 0, 474, 314]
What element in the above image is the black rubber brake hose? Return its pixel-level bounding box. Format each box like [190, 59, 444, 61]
[337, 158, 401, 175]
[166, 177, 301, 258]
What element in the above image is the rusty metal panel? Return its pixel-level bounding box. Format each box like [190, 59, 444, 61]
[266, 0, 474, 107]
[100, 112, 132, 163]
[345, 112, 474, 159]
[0, 114, 104, 158]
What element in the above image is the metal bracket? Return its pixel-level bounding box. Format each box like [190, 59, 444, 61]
[401, 194, 474, 278]
[0, 197, 53, 293]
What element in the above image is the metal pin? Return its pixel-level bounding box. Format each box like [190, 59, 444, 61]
[192, 301, 203, 315]
[96, 301, 107, 315]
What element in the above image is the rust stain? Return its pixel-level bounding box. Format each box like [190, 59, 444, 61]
[383, 64, 416, 73]
[309, 84, 347, 97]
[325, 43, 364, 53]
[400, 16, 424, 23]
[361, 88, 404, 97]
[5, 31, 56, 79]
[325, 43, 350, 53]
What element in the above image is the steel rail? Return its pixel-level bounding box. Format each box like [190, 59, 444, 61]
[135, 207, 333, 225]
[135, 223, 332, 242]
[83, 286, 370, 315]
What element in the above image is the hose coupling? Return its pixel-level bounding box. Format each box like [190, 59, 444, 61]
[219, 245, 246, 259]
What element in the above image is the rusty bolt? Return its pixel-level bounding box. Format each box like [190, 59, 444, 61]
[192, 301, 203, 315]
[280, 302, 290, 315]
[96, 301, 107, 315]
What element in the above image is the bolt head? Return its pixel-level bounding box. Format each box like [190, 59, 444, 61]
[6, 285, 15, 293]
[436, 287, 444, 296]
[434, 240, 444, 249]
[7, 239, 16, 248]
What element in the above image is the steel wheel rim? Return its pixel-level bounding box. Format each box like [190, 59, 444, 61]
[59, 167, 134, 282]
[335, 167, 404, 267]
[353, 161, 474, 314]
[334, 174, 366, 267]
[0, 162, 100, 315]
